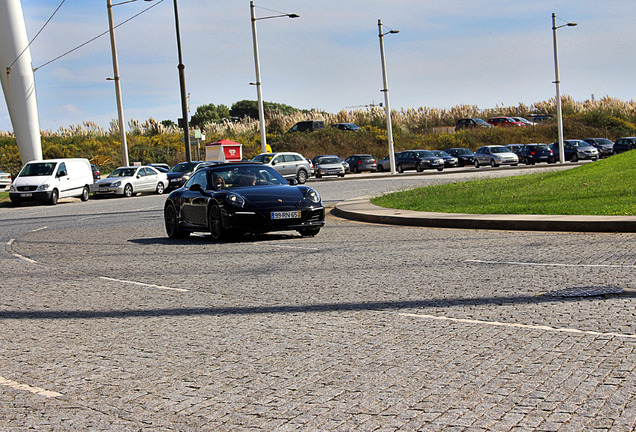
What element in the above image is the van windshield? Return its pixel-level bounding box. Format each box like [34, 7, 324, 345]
[19, 162, 56, 177]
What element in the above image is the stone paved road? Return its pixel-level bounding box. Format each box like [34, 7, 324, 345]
[1, 172, 635, 431]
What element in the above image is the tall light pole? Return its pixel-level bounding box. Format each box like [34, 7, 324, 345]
[552, 13, 577, 164]
[378, 19, 399, 175]
[172, 0, 191, 162]
[107, 0, 129, 166]
[250, 1, 299, 153]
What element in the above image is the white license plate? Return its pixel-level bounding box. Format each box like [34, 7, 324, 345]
[271, 211, 301, 220]
[20, 193, 32, 197]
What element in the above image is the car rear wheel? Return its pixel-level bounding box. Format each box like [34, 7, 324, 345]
[164, 203, 189, 238]
[436, 167, 444, 172]
[156, 182, 165, 194]
[415, 163, 423, 173]
[208, 205, 227, 241]
[397, 164, 404, 173]
[298, 227, 320, 237]
[80, 186, 89, 201]
[297, 169, 308, 184]
[377, 164, 384, 172]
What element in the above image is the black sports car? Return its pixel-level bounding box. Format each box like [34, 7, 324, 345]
[164, 163, 325, 240]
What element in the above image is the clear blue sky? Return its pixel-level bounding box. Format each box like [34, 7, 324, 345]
[2, 0, 635, 132]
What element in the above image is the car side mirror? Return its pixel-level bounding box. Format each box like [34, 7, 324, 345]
[57, 171, 67, 177]
[190, 183, 203, 192]
[287, 178, 298, 186]
[271, 160, 277, 165]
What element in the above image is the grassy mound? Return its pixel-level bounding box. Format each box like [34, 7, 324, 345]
[371, 151, 636, 216]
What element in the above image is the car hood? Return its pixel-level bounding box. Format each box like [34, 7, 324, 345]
[231, 185, 316, 207]
[167, 172, 191, 179]
[97, 176, 130, 183]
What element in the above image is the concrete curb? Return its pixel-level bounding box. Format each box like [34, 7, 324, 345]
[333, 197, 636, 233]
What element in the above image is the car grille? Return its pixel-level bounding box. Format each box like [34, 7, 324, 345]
[17, 185, 37, 192]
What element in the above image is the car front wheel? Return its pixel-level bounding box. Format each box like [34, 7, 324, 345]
[298, 227, 320, 237]
[208, 205, 227, 241]
[474, 160, 480, 168]
[123, 184, 133, 197]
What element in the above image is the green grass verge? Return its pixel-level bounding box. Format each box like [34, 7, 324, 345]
[371, 151, 636, 216]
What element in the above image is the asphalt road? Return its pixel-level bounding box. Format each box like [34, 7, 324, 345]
[1, 165, 635, 431]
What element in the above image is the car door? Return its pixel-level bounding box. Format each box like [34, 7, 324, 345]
[142, 167, 158, 192]
[180, 170, 210, 227]
[271, 154, 289, 177]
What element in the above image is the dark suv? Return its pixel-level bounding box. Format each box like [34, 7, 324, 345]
[455, 118, 492, 131]
[287, 120, 325, 133]
[583, 138, 614, 157]
[613, 137, 636, 154]
[395, 150, 445, 172]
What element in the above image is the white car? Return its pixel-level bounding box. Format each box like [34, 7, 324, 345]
[93, 166, 168, 197]
[0, 170, 11, 190]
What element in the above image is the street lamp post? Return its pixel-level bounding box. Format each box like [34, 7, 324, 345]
[378, 19, 399, 175]
[106, 0, 129, 167]
[172, 0, 191, 162]
[250, 1, 299, 154]
[552, 13, 577, 164]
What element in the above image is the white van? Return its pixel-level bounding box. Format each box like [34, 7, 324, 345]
[9, 158, 94, 205]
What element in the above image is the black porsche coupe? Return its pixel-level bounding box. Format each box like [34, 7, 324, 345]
[163, 163, 325, 240]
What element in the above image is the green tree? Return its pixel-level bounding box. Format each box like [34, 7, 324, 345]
[190, 103, 230, 128]
[230, 100, 299, 120]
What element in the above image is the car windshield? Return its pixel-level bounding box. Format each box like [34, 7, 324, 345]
[595, 139, 613, 145]
[450, 148, 472, 155]
[430, 151, 448, 157]
[568, 140, 586, 148]
[109, 168, 136, 177]
[211, 165, 287, 189]
[251, 154, 274, 164]
[317, 157, 341, 164]
[490, 146, 510, 153]
[169, 162, 197, 173]
[19, 162, 56, 177]
[414, 150, 435, 158]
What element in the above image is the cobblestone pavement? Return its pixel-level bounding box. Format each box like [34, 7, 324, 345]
[1, 186, 635, 431]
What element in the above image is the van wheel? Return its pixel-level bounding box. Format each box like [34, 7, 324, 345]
[81, 186, 90, 201]
[123, 184, 133, 197]
[50, 189, 59, 205]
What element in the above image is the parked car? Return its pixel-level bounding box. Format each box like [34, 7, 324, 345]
[376, 154, 399, 172]
[0, 170, 12, 189]
[304, 157, 315, 177]
[511, 117, 537, 127]
[505, 144, 525, 154]
[163, 163, 325, 240]
[331, 123, 361, 132]
[251, 152, 311, 184]
[528, 113, 554, 123]
[443, 148, 475, 167]
[312, 155, 346, 178]
[148, 163, 171, 172]
[395, 150, 445, 172]
[166, 161, 217, 190]
[287, 120, 325, 133]
[474, 146, 519, 167]
[549, 140, 599, 162]
[612, 137, 636, 154]
[487, 116, 526, 127]
[430, 150, 458, 167]
[455, 118, 492, 131]
[344, 154, 377, 173]
[93, 165, 168, 197]
[516, 144, 555, 165]
[583, 138, 614, 158]
[90, 164, 101, 181]
[9, 158, 93, 205]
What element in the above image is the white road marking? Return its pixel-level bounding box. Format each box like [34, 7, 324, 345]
[466, 259, 636, 269]
[31, 226, 47, 232]
[6, 239, 37, 264]
[99, 276, 188, 292]
[0, 375, 62, 398]
[400, 313, 636, 340]
[258, 243, 319, 251]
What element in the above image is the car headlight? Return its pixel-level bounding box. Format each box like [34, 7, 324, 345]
[37, 184, 49, 191]
[9, 184, 16, 192]
[304, 188, 321, 204]
[226, 192, 245, 208]
[112, 181, 121, 187]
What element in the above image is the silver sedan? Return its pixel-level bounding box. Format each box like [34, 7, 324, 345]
[92, 166, 168, 197]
